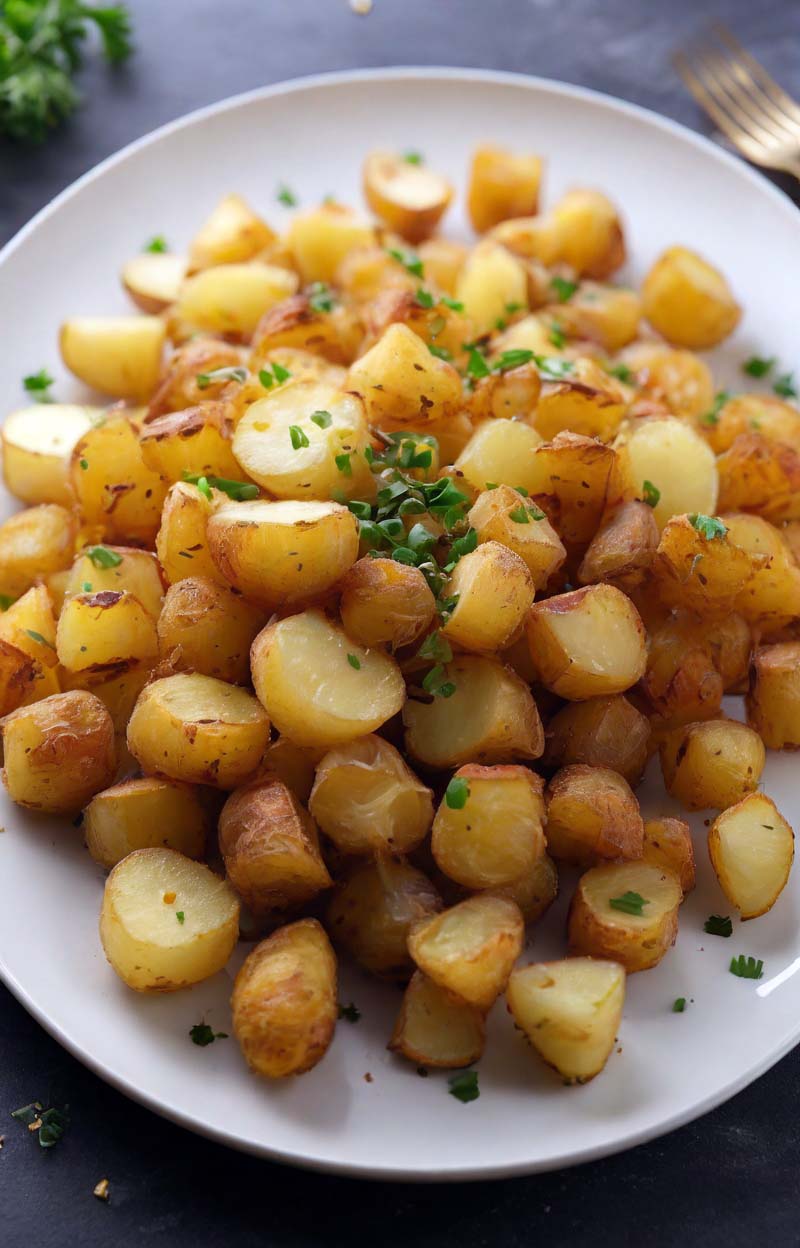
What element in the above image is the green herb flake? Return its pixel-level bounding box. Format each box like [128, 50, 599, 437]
[742, 355, 775, 378]
[445, 776, 470, 810]
[176, 911, 185, 925]
[417, 631, 453, 665]
[729, 954, 764, 980]
[672, 997, 687, 1013]
[549, 323, 566, 350]
[509, 505, 530, 524]
[688, 513, 727, 541]
[700, 390, 730, 426]
[422, 664, 456, 699]
[23, 369, 54, 402]
[310, 410, 333, 428]
[184, 473, 259, 501]
[85, 546, 123, 569]
[10, 1102, 42, 1127]
[550, 276, 578, 303]
[642, 480, 661, 508]
[494, 349, 534, 373]
[429, 344, 452, 361]
[195, 476, 212, 501]
[532, 354, 575, 382]
[402, 151, 423, 165]
[347, 653, 361, 670]
[290, 425, 310, 450]
[276, 184, 297, 208]
[448, 1070, 479, 1103]
[704, 914, 733, 938]
[607, 362, 634, 384]
[609, 891, 648, 916]
[190, 1023, 228, 1047]
[144, 235, 167, 254]
[386, 246, 424, 279]
[466, 346, 491, 380]
[415, 287, 435, 309]
[0, 595, 16, 611]
[196, 365, 247, 390]
[79, 458, 89, 470]
[441, 296, 464, 312]
[774, 372, 798, 399]
[81, 582, 92, 593]
[23, 628, 53, 650]
[338, 1002, 361, 1022]
[308, 282, 336, 313]
[335, 452, 353, 476]
[505, 302, 524, 315]
[11, 1103, 67, 1149]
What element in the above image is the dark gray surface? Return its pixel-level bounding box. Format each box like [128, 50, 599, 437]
[2, 1, 800, 1242]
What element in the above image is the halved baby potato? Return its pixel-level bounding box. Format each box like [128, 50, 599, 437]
[708, 793, 794, 920]
[2, 404, 100, 506]
[122, 252, 188, 312]
[156, 481, 222, 587]
[157, 577, 265, 685]
[84, 777, 210, 869]
[56, 590, 159, 676]
[64, 546, 164, 622]
[456, 238, 529, 336]
[408, 894, 524, 1010]
[139, 403, 242, 483]
[363, 150, 453, 242]
[468, 485, 566, 590]
[0, 504, 77, 599]
[441, 541, 534, 654]
[642, 245, 741, 349]
[577, 500, 659, 595]
[454, 420, 543, 494]
[747, 642, 800, 749]
[567, 861, 682, 972]
[614, 415, 718, 529]
[339, 558, 436, 651]
[60, 316, 166, 401]
[188, 193, 275, 270]
[176, 263, 299, 337]
[70, 415, 168, 546]
[660, 719, 765, 812]
[525, 584, 647, 699]
[389, 972, 485, 1069]
[642, 816, 696, 894]
[545, 764, 644, 865]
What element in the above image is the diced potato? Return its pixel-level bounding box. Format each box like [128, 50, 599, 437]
[156, 481, 223, 586]
[207, 498, 359, 610]
[56, 589, 159, 676]
[454, 420, 543, 493]
[407, 894, 524, 1009]
[403, 655, 544, 769]
[309, 735, 432, 855]
[2, 404, 100, 506]
[188, 193, 275, 270]
[60, 316, 165, 401]
[577, 500, 658, 593]
[0, 639, 36, 715]
[708, 612, 752, 694]
[250, 610, 405, 749]
[432, 764, 545, 888]
[231, 918, 337, 1077]
[653, 513, 755, 614]
[642, 246, 741, 349]
[747, 642, 800, 748]
[335, 243, 416, 304]
[70, 415, 168, 546]
[80, 666, 151, 738]
[139, 403, 242, 483]
[389, 972, 485, 1069]
[100, 848, 239, 991]
[548, 189, 626, 278]
[525, 584, 646, 699]
[544, 283, 641, 353]
[346, 323, 463, 428]
[567, 861, 682, 972]
[642, 817, 695, 893]
[127, 672, 270, 789]
[287, 204, 375, 283]
[339, 558, 436, 651]
[1, 690, 115, 814]
[121, 252, 188, 312]
[0, 504, 76, 599]
[660, 719, 765, 811]
[543, 696, 650, 786]
[639, 609, 724, 726]
[64, 546, 164, 621]
[702, 393, 800, 456]
[0, 586, 59, 682]
[157, 577, 265, 684]
[261, 736, 321, 804]
[614, 415, 718, 528]
[84, 777, 209, 869]
[724, 513, 800, 632]
[619, 342, 714, 420]
[533, 357, 628, 443]
[708, 793, 794, 920]
[416, 238, 468, 295]
[250, 293, 362, 366]
[247, 345, 346, 393]
[717, 433, 800, 524]
[545, 764, 643, 864]
[485, 852, 559, 925]
[147, 337, 246, 420]
[525, 432, 616, 546]
[506, 957, 625, 1084]
[362, 285, 473, 366]
[456, 239, 529, 336]
[466, 361, 541, 424]
[467, 144, 542, 233]
[326, 856, 442, 981]
[468, 485, 566, 590]
[441, 542, 534, 654]
[219, 776, 331, 922]
[176, 263, 299, 338]
[363, 150, 453, 242]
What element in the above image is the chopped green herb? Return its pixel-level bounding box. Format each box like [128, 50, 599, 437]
[742, 355, 775, 378]
[144, 235, 167, 254]
[609, 891, 648, 916]
[466, 346, 491, 380]
[504, 302, 524, 315]
[774, 372, 797, 399]
[81, 581, 92, 593]
[85, 545, 123, 569]
[729, 954, 764, 980]
[700, 390, 730, 426]
[509, 505, 530, 524]
[672, 997, 687, 1013]
[428, 314, 446, 338]
[11, 1102, 42, 1126]
[79, 458, 89, 471]
[183, 473, 259, 501]
[549, 323, 566, 350]
[415, 287, 435, 308]
[494, 318, 508, 332]
[190, 1023, 228, 1046]
[704, 914, 733, 938]
[402, 151, 423, 165]
[429, 344, 452, 361]
[176, 911, 185, 925]
[290, 425, 310, 450]
[276, 184, 297, 207]
[448, 1070, 479, 1103]
[445, 776, 470, 809]
[441, 296, 464, 312]
[444, 527, 478, 571]
[272, 361, 292, 383]
[338, 1001, 361, 1022]
[347, 653, 361, 670]
[532, 354, 574, 381]
[494, 349, 534, 373]
[550, 276, 578, 303]
[308, 282, 336, 313]
[0, 595, 16, 611]
[607, 362, 634, 384]
[688, 513, 727, 540]
[310, 410, 333, 428]
[335, 452, 353, 476]
[11, 1103, 68, 1149]
[642, 480, 660, 508]
[195, 476, 212, 501]
[259, 363, 292, 389]
[422, 664, 456, 699]
[196, 366, 247, 389]
[386, 246, 424, 278]
[23, 369, 54, 402]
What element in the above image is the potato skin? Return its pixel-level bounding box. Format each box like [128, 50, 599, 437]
[746, 642, 800, 748]
[468, 485, 566, 591]
[567, 861, 682, 972]
[660, 719, 765, 811]
[441, 541, 534, 655]
[0, 639, 36, 716]
[467, 144, 542, 233]
[545, 764, 644, 865]
[157, 577, 266, 684]
[231, 918, 337, 1078]
[389, 971, 485, 1069]
[577, 501, 658, 594]
[0, 504, 76, 599]
[642, 246, 741, 349]
[543, 696, 650, 786]
[84, 777, 209, 869]
[1, 690, 116, 814]
[708, 793, 794, 920]
[339, 558, 436, 651]
[346, 323, 463, 428]
[642, 817, 695, 894]
[363, 150, 453, 242]
[525, 584, 647, 700]
[156, 481, 223, 587]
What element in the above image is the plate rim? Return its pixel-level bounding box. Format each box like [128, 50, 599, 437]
[2, 64, 799, 1182]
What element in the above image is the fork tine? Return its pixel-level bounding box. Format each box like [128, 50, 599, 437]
[673, 52, 768, 163]
[705, 38, 800, 138]
[677, 50, 777, 151]
[712, 23, 800, 126]
[694, 48, 798, 145]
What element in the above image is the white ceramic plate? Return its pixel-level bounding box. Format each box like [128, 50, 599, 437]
[1, 68, 799, 1182]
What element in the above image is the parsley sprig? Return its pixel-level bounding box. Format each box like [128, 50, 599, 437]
[704, 914, 733, 938]
[23, 369, 54, 402]
[11, 1102, 68, 1149]
[190, 1023, 228, 1046]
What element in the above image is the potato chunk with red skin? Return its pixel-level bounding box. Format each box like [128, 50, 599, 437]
[545, 764, 644, 865]
[747, 642, 800, 748]
[431, 765, 546, 889]
[525, 584, 647, 700]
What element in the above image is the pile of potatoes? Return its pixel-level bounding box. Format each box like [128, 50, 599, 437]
[0, 143, 797, 1088]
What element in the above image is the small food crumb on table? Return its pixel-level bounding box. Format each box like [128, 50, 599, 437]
[93, 1178, 110, 1202]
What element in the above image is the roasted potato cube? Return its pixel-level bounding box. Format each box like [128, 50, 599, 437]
[708, 611, 752, 694]
[533, 357, 628, 443]
[467, 144, 542, 233]
[454, 420, 543, 493]
[567, 861, 682, 972]
[309, 735, 432, 856]
[84, 777, 209, 869]
[208, 498, 359, 611]
[708, 793, 794, 920]
[100, 848, 239, 992]
[0, 585, 59, 694]
[139, 403, 241, 484]
[416, 238, 468, 295]
[642, 817, 695, 894]
[543, 696, 650, 786]
[0, 504, 76, 599]
[347, 323, 463, 428]
[146, 337, 246, 420]
[1, 690, 115, 814]
[287, 204, 375, 283]
[548, 189, 626, 278]
[441, 542, 534, 654]
[335, 243, 416, 304]
[456, 239, 529, 336]
[544, 283, 641, 353]
[80, 666, 151, 739]
[156, 481, 223, 587]
[702, 393, 800, 456]
[466, 361, 541, 424]
[363, 150, 453, 242]
[717, 433, 800, 524]
[545, 764, 643, 865]
[64, 547, 163, 623]
[157, 577, 265, 684]
[614, 415, 718, 529]
[432, 764, 545, 889]
[2, 404, 99, 507]
[70, 415, 168, 546]
[188, 193, 275, 270]
[250, 610, 405, 749]
[261, 736, 321, 804]
[468, 485, 566, 590]
[60, 316, 165, 401]
[408, 894, 524, 1010]
[724, 513, 800, 632]
[127, 673, 270, 789]
[653, 513, 755, 614]
[176, 263, 298, 338]
[231, 918, 337, 1077]
[525, 584, 646, 699]
[219, 776, 331, 922]
[403, 655, 544, 769]
[122, 251, 188, 313]
[339, 558, 436, 651]
[642, 246, 741, 349]
[250, 294, 362, 366]
[326, 857, 442, 982]
[0, 639, 36, 716]
[747, 642, 800, 748]
[619, 342, 714, 420]
[577, 500, 658, 593]
[389, 971, 485, 1069]
[507, 957, 625, 1083]
[525, 432, 616, 547]
[638, 609, 724, 727]
[56, 589, 159, 676]
[361, 285, 475, 367]
[660, 719, 765, 811]
[485, 852, 559, 925]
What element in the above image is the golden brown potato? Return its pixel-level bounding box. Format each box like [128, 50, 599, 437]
[653, 513, 755, 614]
[287, 204, 375, 283]
[231, 918, 337, 1077]
[0, 584, 60, 700]
[547, 189, 626, 278]
[250, 610, 405, 749]
[638, 609, 724, 727]
[747, 642, 800, 748]
[431, 764, 545, 889]
[468, 485, 566, 591]
[335, 243, 416, 305]
[2, 403, 98, 507]
[525, 432, 616, 547]
[567, 861, 682, 972]
[525, 585, 647, 699]
[545, 764, 643, 865]
[156, 481, 223, 587]
[717, 433, 800, 524]
[188, 193, 275, 270]
[506, 957, 625, 1084]
[708, 793, 794, 920]
[544, 283, 641, 353]
[466, 361, 541, 424]
[642, 816, 696, 894]
[441, 542, 534, 654]
[408, 894, 524, 1009]
[100, 848, 239, 992]
[250, 293, 362, 366]
[176, 263, 298, 338]
[485, 852, 559, 925]
[619, 342, 714, 420]
[208, 498, 359, 611]
[347, 323, 463, 428]
[543, 696, 650, 786]
[724, 513, 800, 632]
[0, 504, 76, 599]
[707, 611, 752, 694]
[614, 414, 718, 529]
[60, 316, 166, 401]
[389, 972, 486, 1069]
[702, 393, 800, 456]
[127, 672, 270, 789]
[0, 639, 36, 716]
[139, 403, 241, 484]
[361, 285, 474, 366]
[456, 239, 529, 335]
[64, 546, 164, 622]
[309, 735, 433, 855]
[339, 558, 436, 651]
[260, 736, 321, 804]
[454, 419, 543, 494]
[121, 251, 188, 313]
[415, 238, 468, 295]
[70, 415, 168, 546]
[79, 666, 151, 739]
[660, 719, 765, 811]
[219, 776, 331, 922]
[533, 357, 628, 443]
[467, 144, 542, 233]
[146, 337, 246, 420]
[326, 856, 442, 982]
[642, 246, 741, 349]
[363, 150, 453, 242]
[403, 655, 544, 769]
[56, 589, 159, 677]
[577, 501, 659, 593]
[84, 777, 210, 869]
[1, 690, 115, 814]
[157, 577, 265, 684]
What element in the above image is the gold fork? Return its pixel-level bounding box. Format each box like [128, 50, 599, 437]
[674, 24, 800, 181]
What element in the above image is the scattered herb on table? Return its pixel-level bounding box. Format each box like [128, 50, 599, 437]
[23, 369, 54, 401]
[143, 235, 167, 254]
[774, 372, 797, 399]
[742, 355, 775, 378]
[672, 997, 687, 1013]
[276, 184, 297, 207]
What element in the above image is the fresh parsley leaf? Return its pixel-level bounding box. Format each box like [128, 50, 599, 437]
[440, 296, 464, 312]
[338, 1002, 361, 1022]
[290, 425, 310, 450]
[196, 365, 247, 389]
[466, 346, 491, 380]
[402, 150, 423, 164]
[272, 361, 292, 383]
[509, 505, 530, 524]
[494, 349, 534, 373]
[0, 594, 16, 611]
[386, 246, 424, 278]
[79, 458, 89, 470]
[774, 372, 797, 399]
[190, 1023, 228, 1047]
[607, 362, 634, 384]
[550, 276, 578, 303]
[642, 480, 660, 508]
[415, 287, 435, 308]
[448, 1070, 479, 1103]
[276, 184, 297, 207]
[700, 390, 730, 426]
[688, 513, 727, 540]
[176, 911, 185, 924]
[144, 235, 168, 254]
[729, 954, 764, 980]
[672, 997, 687, 1013]
[422, 664, 456, 699]
[347, 653, 361, 670]
[609, 891, 648, 916]
[310, 410, 333, 428]
[335, 452, 353, 476]
[704, 914, 733, 938]
[445, 776, 469, 809]
[307, 282, 336, 313]
[23, 369, 54, 402]
[429, 344, 452, 361]
[742, 355, 775, 378]
[11, 1103, 67, 1149]
[85, 545, 122, 569]
[11, 1102, 42, 1126]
